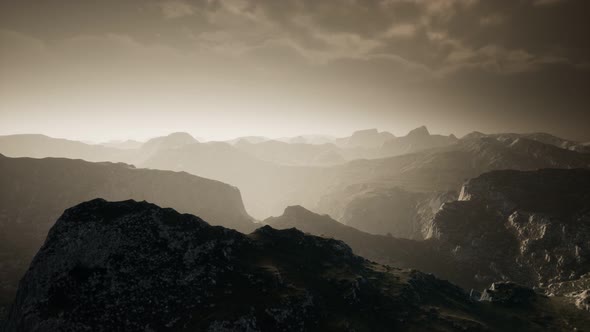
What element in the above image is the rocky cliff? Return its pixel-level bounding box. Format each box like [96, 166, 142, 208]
[429, 168, 590, 290]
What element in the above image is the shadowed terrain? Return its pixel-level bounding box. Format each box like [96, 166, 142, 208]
[4, 199, 590, 331]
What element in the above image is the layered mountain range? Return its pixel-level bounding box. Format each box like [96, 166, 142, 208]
[3, 127, 588, 224]
[1, 127, 590, 330]
[4, 199, 589, 331]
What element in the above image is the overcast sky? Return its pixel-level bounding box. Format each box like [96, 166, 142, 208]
[1, 0, 589, 141]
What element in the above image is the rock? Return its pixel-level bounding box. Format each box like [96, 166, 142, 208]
[0, 154, 256, 319]
[6, 199, 588, 331]
[430, 168, 590, 289]
[480, 282, 537, 305]
[574, 290, 590, 311]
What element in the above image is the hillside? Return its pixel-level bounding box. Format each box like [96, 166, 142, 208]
[5, 199, 589, 331]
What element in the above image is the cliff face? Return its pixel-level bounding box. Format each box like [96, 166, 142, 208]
[6, 199, 589, 331]
[339, 187, 456, 239]
[269, 169, 590, 298]
[429, 169, 590, 289]
[0, 155, 255, 317]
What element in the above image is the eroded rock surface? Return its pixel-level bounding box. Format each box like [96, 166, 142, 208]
[430, 168, 590, 290]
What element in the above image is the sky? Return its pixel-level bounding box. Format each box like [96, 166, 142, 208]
[1, 0, 589, 142]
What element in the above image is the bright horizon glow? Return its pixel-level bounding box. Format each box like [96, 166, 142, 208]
[2, 0, 590, 142]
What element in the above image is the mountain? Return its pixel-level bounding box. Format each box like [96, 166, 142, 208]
[99, 139, 144, 150]
[264, 206, 439, 271]
[141, 132, 198, 150]
[5, 199, 589, 331]
[0, 134, 129, 162]
[2, 131, 589, 227]
[139, 141, 321, 219]
[0, 154, 255, 318]
[226, 136, 270, 145]
[334, 128, 395, 149]
[138, 132, 199, 159]
[0, 132, 200, 166]
[428, 168, 590, 290]
[267, 167, 590, 293]
[313, 135, 590, 237]
[380, 126, 458, 157]
[143, 133, 590, 228]
[490, 132, 590, 154]
[316, 186, 457, 239]
[263, 205, 498, 291]
[276, 134, 336, 145]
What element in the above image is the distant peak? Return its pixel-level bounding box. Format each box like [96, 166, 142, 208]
[462, 131, 486, 140]
[166, 132, 197, 141]
[406, 126, 430, 137]
[143, 132, 198, 148]
[351, 128, 379, 136]
[283, 205, 313, 216]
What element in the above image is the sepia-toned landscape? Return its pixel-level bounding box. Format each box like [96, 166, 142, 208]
[1, 1, 590, 331]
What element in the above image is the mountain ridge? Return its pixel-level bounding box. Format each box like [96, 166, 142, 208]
[5, 199, 590, 331]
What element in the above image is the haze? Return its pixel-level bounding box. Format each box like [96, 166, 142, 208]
[1, 0, 590, 142]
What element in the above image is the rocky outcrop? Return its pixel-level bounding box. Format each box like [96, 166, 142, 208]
[430, 168, 590, 290]
[5, 199, 589, 331]
[0, 155, 255, 318]
[575, 290, 590, 311]
[479, 282, 538, 305]
[544, 274, 590, 312]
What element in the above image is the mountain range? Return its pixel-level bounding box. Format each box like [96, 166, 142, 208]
[266, 168, 590, 299]
[3, 128, 588, 223]
[1, 127, 590, 330]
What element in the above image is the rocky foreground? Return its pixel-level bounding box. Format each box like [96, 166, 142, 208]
[4, 199, 590, 331]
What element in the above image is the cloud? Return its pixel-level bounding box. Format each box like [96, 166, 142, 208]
[159, 1, 196, 19]
[440, 43, 572, 76]
[0, 0, 587, 79]
[383, 24, 417, 38]
[479, 14, 504, 26]
[533, 0, 568, 6]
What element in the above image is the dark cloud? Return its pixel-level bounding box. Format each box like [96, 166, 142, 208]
[0, 0, 589, 140]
